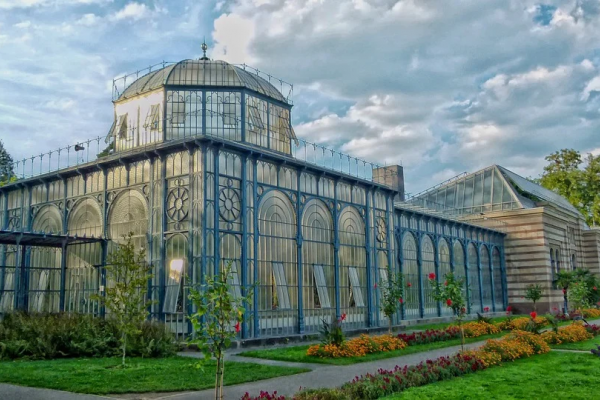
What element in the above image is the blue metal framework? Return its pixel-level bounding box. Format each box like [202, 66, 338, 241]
[0, 59, 507, 338]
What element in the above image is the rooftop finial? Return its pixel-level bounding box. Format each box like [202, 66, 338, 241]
[200, 38, 209, 60]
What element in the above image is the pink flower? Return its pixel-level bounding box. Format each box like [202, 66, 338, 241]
[398, 298, 404, 304]
[407, 282, 412, 288]
[235, 321, 241, 333]
[428, 273, 436, 281]
[444, 281, 448, 286]
[374, 283, 378, 289]
[483, 307, 489, 312]
[594, 287, 598, 291]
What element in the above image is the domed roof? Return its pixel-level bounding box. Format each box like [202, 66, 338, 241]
[116, 59, 288, 103]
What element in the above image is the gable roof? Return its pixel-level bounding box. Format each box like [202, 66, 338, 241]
[407, 164, 582, 217]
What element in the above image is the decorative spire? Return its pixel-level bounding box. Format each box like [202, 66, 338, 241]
[200, 39, 209, 61]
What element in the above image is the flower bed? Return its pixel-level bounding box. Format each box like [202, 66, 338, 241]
[541, 322, 596, 344]
[462, 321, 501, 337]
[497, 316, 548, 331]
[306, 334, 406, 358]
[582, 308, 600, 318]
[397, 326, 461, 345]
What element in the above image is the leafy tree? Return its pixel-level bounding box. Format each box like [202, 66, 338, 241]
[538, 149, 600, 226]
[554, 270, 574, 315]
[569, 279, 590, 312]
[91, 232, 152, 367]
[429, 272, 467, 350]
[524, 284, 543, 311]
[188, 262, 253, 400]
[0, 140, 15, 186]
[379, 265, 404, 334]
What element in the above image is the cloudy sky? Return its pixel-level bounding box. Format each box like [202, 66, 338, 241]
[1, 0, 600, 194]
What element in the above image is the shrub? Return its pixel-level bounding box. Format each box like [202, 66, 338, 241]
[480, 331, 549, 362]
[497, 316, 548, 331]
[582, 308, 600, 318]
[541, 322, 593, 345]
[306, 334, 406, 358]
[319, 315, 346, 347]
[397, 326, 461, 345]
[0, 312, 176, 360]
[585, 324, 600, 336]
[241, 391, 287, 400]
[462, 321, 501, 338]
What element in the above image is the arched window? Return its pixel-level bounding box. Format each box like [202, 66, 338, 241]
[29, 205, 63, 314]
[338, 206, 366, 327]
[108, 190, 149, 250]
[467, 243, 482, 312]
[438, 239, 452, 316]
[164, 234, 188, 317]
[402, 233, 419, 319]
[302, 199, 334, 332]
[421, 235, 436, 316]
[480, 245, 492, 310]
[453, 241, 466, 286]
[492, 247, 503, 310]
[257, 190, 297, 336]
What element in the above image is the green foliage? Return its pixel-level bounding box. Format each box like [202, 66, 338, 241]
[476, 312, 492, 324]
[0, 312, 176, 360]
[538, 149, 600, 226]
[569, 279, 590, 311]
[524, 284, 543, 311]
[97, 142, 114, 158]
[320, 316, 346, 346]
[379, 265, 404, 333]
[545, 314, 559, 334]
[91, 232, 152, 366]
[188, 262, 253, 400]
[574, 268, 600, 306]
[0, 139, 14, 184]
[429, 272, 467, 350]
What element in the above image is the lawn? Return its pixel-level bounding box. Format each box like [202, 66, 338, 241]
[0, 357, 309, 395]
[238, 332, 505, 365]
[551, 336, 600, 351]
[382, 352, 600, 399]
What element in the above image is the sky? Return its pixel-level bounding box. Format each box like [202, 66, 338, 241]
[1, 0, 600, 194]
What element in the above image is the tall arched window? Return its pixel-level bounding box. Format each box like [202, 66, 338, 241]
[29, 205, 63, 314]
[453, 241, 466, 288]
[467, 243, 482, 312]
[402, 233, 419, 319]
[302, 199, 334, 332]
[492, 247, 503, 310]
[480, 245, 492, 310]
[257, 190, 297, 336]
[421, 235, 436, 316]
[438, 239, 452, 315]
[339, 206, 366, 328]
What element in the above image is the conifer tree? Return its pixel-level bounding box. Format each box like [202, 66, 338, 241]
[0, 140, 14, 185]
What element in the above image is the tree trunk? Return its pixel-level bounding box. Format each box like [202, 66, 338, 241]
[121, 332, 126, 367]
[459, 320, 465, 352]
[219, 359, 225, 400]
[215, 354, 221, 400]
[388, 317, 392, 335]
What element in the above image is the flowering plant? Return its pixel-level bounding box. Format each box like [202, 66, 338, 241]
[397, 326, 461, 345]
[379, 265, 404, 334]
[524, 284, 543, 312]
[319, 314, 346, 347]
[307, 334, 406, 358]
[429, 272, 468, 350]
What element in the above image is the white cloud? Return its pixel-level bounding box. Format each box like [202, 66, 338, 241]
[112, 2, 151, 22]
[76, 14, 101, 26]
[581, 75, 600, 101]
[14, 21, 32, 29]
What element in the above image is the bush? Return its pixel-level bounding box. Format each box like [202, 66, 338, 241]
[541, 322, 593, 345]
[0, 312, 177, 360]
[479, 331, 549, 362]
[397, 326, 461, 345]
[497, 316, 548, 331]
[582, 308, 600, 318]
[462, 321, 501, 337]
[306, 334, 406, 358]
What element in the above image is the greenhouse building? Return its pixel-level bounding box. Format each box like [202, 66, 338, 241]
[0, 53, 507, 339]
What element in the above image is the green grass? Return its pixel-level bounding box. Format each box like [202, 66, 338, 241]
[382, 352, 600, 399]
[551, 336, 600, 351]
[0, 356, 309, 395]
[238, 332, 505, 366]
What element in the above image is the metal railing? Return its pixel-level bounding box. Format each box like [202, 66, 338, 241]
[10, 117, 397, 186]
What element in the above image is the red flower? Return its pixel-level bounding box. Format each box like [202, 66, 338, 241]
[461, 307, 466, 314]
[483, 307, 490, 312]
[398, 298, 404, 304]
[446, 299, 452, 307]
[235, 321, 241, 333]
[530, 311, 537, 320]
[428, 273, 436, 281]
[506, 305, 512, 312]
[374, 283, 378, 289]
[594, 287, 598, 291]
[341, 313, 347, 321]
[562, 288, 567, 294]
[444, 281, 448, 286]
[407, 282, 412, 288]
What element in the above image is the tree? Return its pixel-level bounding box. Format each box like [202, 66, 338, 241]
[0, 140, 15, 186]
[429, 272, 467, 350]
[554, 270, 574, 315]
[379, 265, 404, 334]
[538, 149, 600, 226]
[92, 233, 152, 367]
[524, 284, 543, 311]
[188, 262, 253, 400]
